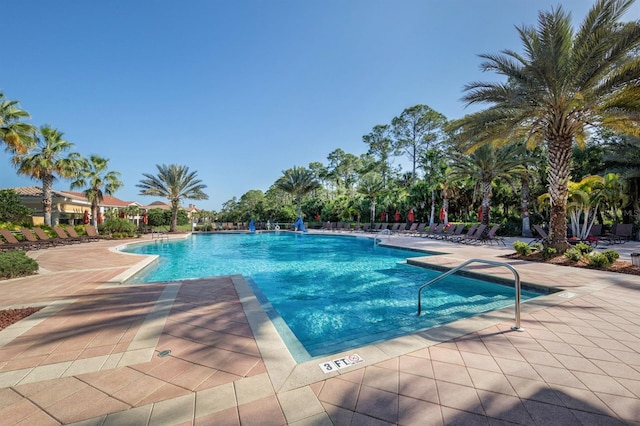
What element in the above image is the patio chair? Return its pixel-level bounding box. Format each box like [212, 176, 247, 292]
[53, 226, 84, 244]
[479, 225, 505, 246]
[0, 229, 37, 250]
[64, 225, 97, 242]
[434, 223, 456, 239]
[85, 225, 107, 239]
[30, 227, 67, 246]
[400, 222, 418, 235]
[530, 224, 549, 245]
[389, 223, 401, 233]
[423, 223, 445, 238]
[443, 223, 466, 241]
[451, 224, 477, 243]
[459, 224, 487, 244]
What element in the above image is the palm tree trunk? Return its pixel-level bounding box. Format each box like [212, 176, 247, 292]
[42, 174, 53, 226]
[547, 136, 572, 251]
[429, 189, 435, 226]
[521, 176, 532, 237]
[171, 201, 179, 232]
[92, 202, 99, 229]
[481, 179, 491, 226]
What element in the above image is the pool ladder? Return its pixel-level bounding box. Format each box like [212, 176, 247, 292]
[373, 228, 392, 245]
[151, 232, 169, 242]
[417, 258, 524, 331]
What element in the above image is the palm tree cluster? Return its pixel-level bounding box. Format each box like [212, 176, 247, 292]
[1, 92, 123, 228]
[448, 0, 640, 249]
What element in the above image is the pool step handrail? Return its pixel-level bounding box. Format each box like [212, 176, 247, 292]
[417, 258, 524, 331]
[373, 228, 392, 246]
[151, 231, 169, 242]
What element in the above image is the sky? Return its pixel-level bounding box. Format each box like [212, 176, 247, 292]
[2, 0, 640, 211]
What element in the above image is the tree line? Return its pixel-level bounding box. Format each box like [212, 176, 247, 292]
[3, 0, 640, 250]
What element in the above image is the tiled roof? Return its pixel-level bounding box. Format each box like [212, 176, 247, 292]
[10, 186, 86, 200]
[7, 186, 136, 208]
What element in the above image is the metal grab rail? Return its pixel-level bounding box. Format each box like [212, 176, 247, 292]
[373, 228, 392, 246]
[417, 258, 524, 331]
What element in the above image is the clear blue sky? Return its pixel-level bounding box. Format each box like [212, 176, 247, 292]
[2, 1, 639, 210]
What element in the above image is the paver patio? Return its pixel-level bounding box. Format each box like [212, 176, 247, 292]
[0, 232, 638, 425]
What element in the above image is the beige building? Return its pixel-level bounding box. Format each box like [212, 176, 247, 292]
[7, 186, 198, 226]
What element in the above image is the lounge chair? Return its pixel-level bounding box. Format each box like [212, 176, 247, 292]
[604, 223, 633, 244]
[451, 224, 477, 243]
[400, 222, 418, 235]
[530, 224, 549, 245]
[434, 223, 456, 239]
[64, 225, 97, 242]
[443, 223, 466, 241]
[389, 223, 401, 233]
[412, 223, 428, 236]
[0, 229, 37, 250]
[459, 224, 487, 244]
[480, 225, 505, 246]
[85, 225, 107, 239]
[424, 223, 445, 238]
[30, 227, 67, 246]
[53, 226, 84, 244]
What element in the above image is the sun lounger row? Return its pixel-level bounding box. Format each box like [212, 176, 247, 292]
[531, 223, 634, 246]
[0, 225, 103, 251]
[315, 221, 504, 245]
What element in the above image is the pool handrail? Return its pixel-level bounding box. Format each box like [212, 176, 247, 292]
[417, 258, 524, 331]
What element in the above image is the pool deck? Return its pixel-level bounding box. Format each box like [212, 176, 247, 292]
[0, 231, 639, 425]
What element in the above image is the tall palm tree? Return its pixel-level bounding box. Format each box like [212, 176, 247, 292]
[357, 172, 385, 224]
[71, 155, 123, 229]
[137, 164, 208, 232]
[0, 92, 35, 154]
[14, 125, 84, 226]
[448, 143, 527, 226]
[274, 166, 320, 219]
[448, 0, 640, 250]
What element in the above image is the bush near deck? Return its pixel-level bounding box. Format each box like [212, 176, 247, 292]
[0, 251, 39, 279]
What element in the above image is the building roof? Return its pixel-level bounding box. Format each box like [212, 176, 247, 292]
[7, 186, 199, 212]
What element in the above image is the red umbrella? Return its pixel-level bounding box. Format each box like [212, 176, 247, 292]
[394, 210, 401, 222]
[477, 206, 483, 222]
[314, 212, 320, 221]
[408, 209, 415, 222]
[97, 212, 103, 224]
[142, 211, 148, 224]
[83, 210, 89, 224]
[380, 211, 386, 222]
[439, 207, 446, 222]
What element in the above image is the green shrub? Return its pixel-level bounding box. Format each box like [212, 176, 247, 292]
[98, 218, 137, 234]
[530, 243, 543, 251]
[588, 252, 612, 268]
[602, 250, 620, 264]
[0, 251, 39, 279]
[573, 242, 593, 255]
[541, 247, 558, 259]
[513, 241, 532, 256]
[565, 248, 583, 261]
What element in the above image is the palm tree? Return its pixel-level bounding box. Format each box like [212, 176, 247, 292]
[71, 155, 123, 229]
[448, 143, 527, 226]
[357, 172, 385, 224]
[14, 125, 84, 226]
[0, 92, 35, 154]
[137, 164, 208, 232]
[448, 0, 640, 250]
[274, 166, 320, 219]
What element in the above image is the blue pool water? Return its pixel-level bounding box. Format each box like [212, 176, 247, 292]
[125, 233, 542, 360]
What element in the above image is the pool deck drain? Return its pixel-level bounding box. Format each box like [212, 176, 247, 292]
[0, 232, 638, 424]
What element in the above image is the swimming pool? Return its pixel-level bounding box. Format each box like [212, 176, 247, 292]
[125, 233, 542, 361]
